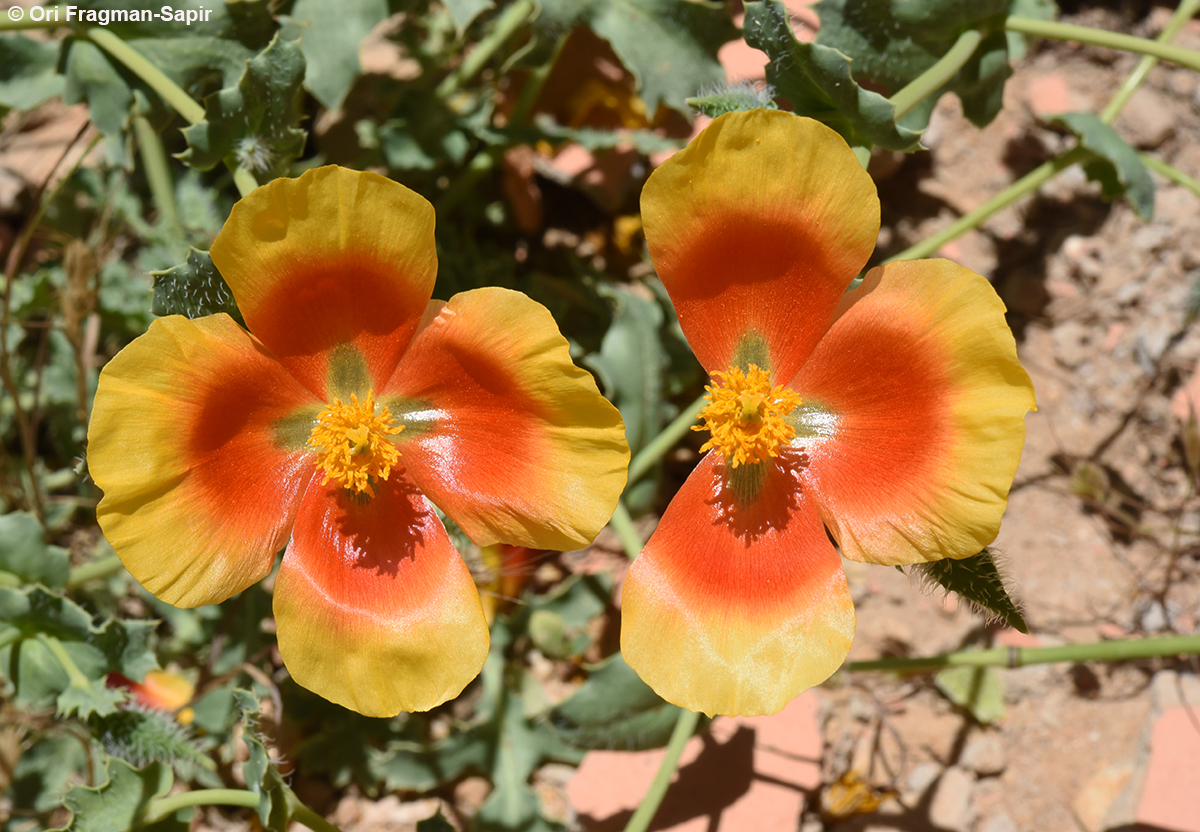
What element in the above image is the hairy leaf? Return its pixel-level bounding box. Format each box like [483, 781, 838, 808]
[742, 0, 921, 152]
[1047, 112, 1155, 220]
[235, 689, 291, 832]
[150, 248, 240, 320]
[0, 35, 65, 110]
[914, 548, 1027, 633]
[54, 758, 185, 832]
[179, 35, 307, 179]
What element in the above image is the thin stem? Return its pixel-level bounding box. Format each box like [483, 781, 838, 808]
[1100, 0, 1200, 123]
[232, 166, 258, 198]
[609, 501, 644, 561]
[288, 798, 345, 832]
[143, 789, 261, 823]
[890, 29, 983, 119]
[510, 29, 570, 126]
[1141, 153, 1200, 199]
[65, 554, 126, 589]
[848, 633, 1200, 674]
[627, 392, 708, 487]
[85, 28, 205, 125]
[622, 708, 701, 832]
[888, 147, 1088, 262]
[37, 634, 92, 688]
[437, 0, 539, 98]
[1006, 16, 1200, 73]
[133, 116, 181, 237]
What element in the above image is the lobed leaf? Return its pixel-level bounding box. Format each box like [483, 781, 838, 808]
[54, 758, 185, 832]
[179, 35, 307, 179]
[1046, 112, 1155, 220]
[288, 0, 388, 110]
[0, 512, 70, 589]
[150, 248, 241, 320]
[742, 0, 921, 152]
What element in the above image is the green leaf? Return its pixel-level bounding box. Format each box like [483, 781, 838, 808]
[179, 35, 307, 178]
[584, 286, 668, 463]
[373, 731, 491, 792]
[0, 35, 66, 110]
[812, 0, 1020, 130]
[550, 653, 691, 750]
[539, 0, 738, 116]
[63, 38, 134, 167]
[686, 82, 779, 118]
[1005, 0, 1056, 61]
[914, 548, 1027, 633]
[96, 707, 211, 780]
[57, 681, 127, 719]
[235, 689, 290, 832]
[742, 0, 921, 152]
[150, 248, 240, 320]
[0, 512, 70, 589]
[55, 758, 181, 832]
[1046, 111, 1155, 220]
[443, 0, 495, 33]
[8, 733, 89, 814]
[934, 664, 1005, 724]
[91, 617, 159, 681]
[288, 0, 388, 110]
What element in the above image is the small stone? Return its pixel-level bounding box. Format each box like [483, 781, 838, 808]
[903, 762, 941, 805]
[979, 810, 1018, 832]
[1027, 73, 1072, 117]
[1052, 320, 1092, 369]
[1074, 761, 1136, 832]
[1116, 88, 1175, 148]
[1137, 600, 1169, 633]
[1138, 708, 1200, 831]
[929, 766, 974, 831]
[961, 731, 1007, 776]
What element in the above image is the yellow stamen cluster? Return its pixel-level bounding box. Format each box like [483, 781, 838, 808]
[692, 364, 803, 468]
[307, 390, 403, 497]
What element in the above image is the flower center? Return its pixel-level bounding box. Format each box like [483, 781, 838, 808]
[307, 390, 403, 497]
[692, 364, 802, 468]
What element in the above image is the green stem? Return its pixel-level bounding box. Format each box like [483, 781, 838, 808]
[888, 147, 1088, 262]
[133, 116, 181, 237]
[609, 500, 644, 561]
[1141, 152, 1200, 199]
[231, 165, 258, 198]
[437, 0, 539, 98]
[510, 29, 570, 126]
[627, 392, 708, 487]
[143, 789, 261, 823]
[622, 708, 701, 832]
[1100, 0, 1200, 123]
[435, 149, 498, 215]
[85, 28, 205, 125]
[1006, 16, 1200, 73]
[848, 633, 1200, 674]
[37, 634, 91, 688]
[288, 798, 345, 832]
[890, 29, 983, 120]
[65, 554, 125, 589]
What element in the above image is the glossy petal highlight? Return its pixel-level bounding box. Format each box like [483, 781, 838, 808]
[88, 315, 317, 607]
[274, 473, 490, 717]
[210, 166, 437, 397]
[640, 110, 879, 380]
[383, 287, 629, 551]
[789, 259, 1036, 566]
[621, 454, 856, 717]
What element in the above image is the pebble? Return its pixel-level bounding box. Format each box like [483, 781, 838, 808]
[903, 762, 941, 804]
[961, 731, 1007, 777]
[1053, 320, 1093, 369]
[929, 766, 974, 831]
[979, 810, 1018, 832]
[1116, 88, 1175, 148]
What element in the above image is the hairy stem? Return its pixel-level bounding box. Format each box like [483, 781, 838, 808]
[1141, 153, 1200, 198]
[143, 789, 261, 824]
[133, 116, 181, 237]
[628, 392, 709, 487]
[609, 500, 644, 561]
[437, 0, 538, 98]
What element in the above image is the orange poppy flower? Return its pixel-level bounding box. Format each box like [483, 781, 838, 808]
[88, 166, 629, 718]
[620, 111, 1036, 717]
